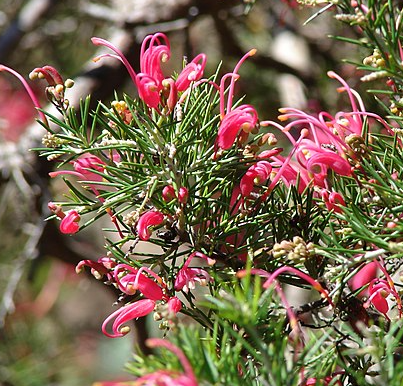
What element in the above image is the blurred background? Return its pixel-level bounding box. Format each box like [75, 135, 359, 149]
[0, 0, 365, 384]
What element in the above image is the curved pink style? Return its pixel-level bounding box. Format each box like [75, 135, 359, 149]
[136, 210, 165, 240]
[102, 299, 156, 338]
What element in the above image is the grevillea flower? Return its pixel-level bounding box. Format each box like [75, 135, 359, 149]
[48, 202, 80, 235]
[135, 73, 161, 110]
[216, 49, 258, 151]
[113, 265, 166, 300]
[348, 260, 378, 298]
[93, 33, 206, 113]
[59, 210, 80, 234]
[136, 210, 165, 240]
[139, 32, 170, 87]
[175, 53, 207, 92]
[358, 257, 402, 319]
[134, 338, 198, 386]
[102, 298, 157, 338]
[240, 160, 272, 197]
[366, 279, 391, 316]
[175, 252, 215, 293]
[305, 150, 352, 177]
[49, 154, 106, 184]
[320, 189, 346, 213]
[76, 256, 116, 280]
[217, 105, 259, 150]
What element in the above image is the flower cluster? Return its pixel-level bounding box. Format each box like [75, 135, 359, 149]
[92, 33, 206, 114]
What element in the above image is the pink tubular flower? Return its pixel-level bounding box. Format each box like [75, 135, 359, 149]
[348, 261, 378, 298]
[216, 49, 258, 151]
[140, 33, 170, 86]
[320, 189, 346, 213]
[49, 154, 106, 184]
[59, 210, 80, 234]
[217, 105, 258, 150]
[240, 160, 272, 197]
[134, 338, 198, 386]
[136, 210, 165, 240]
[48, 202, 81, 235]
[357, 257, 402, 319]
[135, 73, 161, 110]
[306, 151, 352, 176]
[175, 252, 215, 293]
[76, 256, 116, 280]
[366, 279, 391, 316]
[102, 298, 156, 338]
[113, 265, 166, 300]
[175, 53, 207, 92]
[167, 296, 182, 315]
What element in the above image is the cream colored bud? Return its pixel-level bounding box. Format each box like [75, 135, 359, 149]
[55, 84, 64, 94]
[64, 79, 74, 88]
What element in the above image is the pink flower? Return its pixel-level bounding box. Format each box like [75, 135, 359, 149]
[240, 160, 272, 197]
[135, 338, 198, 386]
[175, 252, 215, 293]
[135, 73, 161, 110]
[306, 151, 352, 176]
[49, 154, 106, 184]
[76, 256, 116, 280]
[366, 279, 391, 315]
[136, 210, 165, 240]
[358, 257, 402, 319]
[348, 260, 377, 298]
[176, 53, 207, 92]
[140, 33, 170, 87]
[113, 265, 165, 300]
[49, 203, 81, 235]
[102, 298, 156, 338]
[320, 189, 346, 213]
[217, 105, 258, 150]
[168, 296, 182, 315]
[59, 210, 80, 234]
[216, 50, 258, 151]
